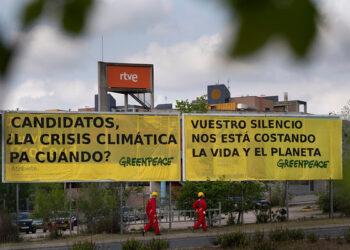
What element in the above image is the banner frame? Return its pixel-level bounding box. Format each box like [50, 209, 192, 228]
[182, 113, 342, 181]
[2, 110, 181, 183]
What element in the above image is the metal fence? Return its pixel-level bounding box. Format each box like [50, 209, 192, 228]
[122, 202, 221, 231]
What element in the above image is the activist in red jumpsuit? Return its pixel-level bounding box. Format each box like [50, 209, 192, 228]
[193, 192, 207, 231]
[143, 192, 160, 236]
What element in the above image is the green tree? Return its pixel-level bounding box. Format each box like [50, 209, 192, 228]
[341, 100, 350, 121]
[173, 179, 266, 223]
[77, 183, 121, 233]
[317, 101, 350, 215]
[221, 0, 318, 59]
[0, 116, 36, 212]
[1, 0, 94, 79]
[33, 184, 65, 219]
[175, 95, 208, 114]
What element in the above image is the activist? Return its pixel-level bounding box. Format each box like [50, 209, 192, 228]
[192, 192, 207, 231]
[143, 191, 160, 236]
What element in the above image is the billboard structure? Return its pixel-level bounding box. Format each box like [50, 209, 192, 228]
[106, 64, 153, 91]
[2, 112, 181, 182]
[98, 62, 154, 112]
[2, 112, 343, 183]
[183, 114, 342, 181]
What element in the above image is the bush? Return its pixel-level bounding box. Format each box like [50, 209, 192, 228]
[145, 238, 169, 250]
[218, 231, 248, 248]
[252, 230, 265, 242]
[86, 215, 120, 234]
[306, 232, 318, 243]
[255, 206, 270, 224]
[255, 201, 272, 224]
[0, 211, 20, 243]
[317, 192, 342, 213]
[226, 214, 236, 225]
[256, 213, 270, 224]
[269, 229, 304, 242]
[49, 228, 63, 239]
[344, 230, 350, 243]
[324, 234, 331, 241]
[270, 182, 285, 206]
[122, 238, 169, 250]
[275, 208, 287, 222]
[287, 229, 304, 241]
[254, 242, 276, 250]
[336, 235, 343, 244]
[122, 239, 143, 250]
[269, 229, 289, 242]
[71, 241, 97, 250]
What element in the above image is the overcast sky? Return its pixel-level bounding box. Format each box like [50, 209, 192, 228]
[0, 0, 349, 115]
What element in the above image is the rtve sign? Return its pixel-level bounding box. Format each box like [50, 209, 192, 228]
[106, 64, 153, 91]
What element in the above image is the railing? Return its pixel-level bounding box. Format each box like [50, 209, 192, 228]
[122, 202, 221, 230]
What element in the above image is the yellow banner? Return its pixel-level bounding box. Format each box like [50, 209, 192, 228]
[3, 112, 181, 182]
[184, 115, 342, 181]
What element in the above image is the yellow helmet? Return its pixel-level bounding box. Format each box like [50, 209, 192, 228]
[198, 192, 204, 198]
[152, 192, 158, 197]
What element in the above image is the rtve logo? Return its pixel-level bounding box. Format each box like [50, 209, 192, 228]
[106, 64, 152, 89]
[120, 72, 138, 83]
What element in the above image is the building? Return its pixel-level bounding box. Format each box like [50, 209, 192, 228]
[207, 84, 307, 114]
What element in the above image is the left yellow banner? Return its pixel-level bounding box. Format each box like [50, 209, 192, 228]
[3, 112, 181, 182]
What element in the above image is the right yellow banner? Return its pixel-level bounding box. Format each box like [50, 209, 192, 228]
[183, 115, 342, 181]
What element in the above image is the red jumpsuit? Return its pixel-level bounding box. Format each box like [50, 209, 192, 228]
[193, 198, 207, 231]
[143, 197, 160, 235]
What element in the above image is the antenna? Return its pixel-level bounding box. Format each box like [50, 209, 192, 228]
[227, 79, 230, 90]
[101, 36, 104, 62]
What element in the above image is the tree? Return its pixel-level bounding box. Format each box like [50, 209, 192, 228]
[0, 123, 35, 212]
[173, 179, 266, 224]
[77, 183, 121, 233]
[175, 95, 208, 114]
[33, 184, 65, 219]
[221, 0, 318, 59]
[1, 0, 94, 79]
[341, 99, 350, 121]
[317, 100, 350, 215]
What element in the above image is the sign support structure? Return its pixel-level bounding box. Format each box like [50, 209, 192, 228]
[97, 61, 154, 234]
[98, 61, 154, 111]
[182, 113, 342, 181]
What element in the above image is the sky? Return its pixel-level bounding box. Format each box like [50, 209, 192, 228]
[0, 0, 350, 115]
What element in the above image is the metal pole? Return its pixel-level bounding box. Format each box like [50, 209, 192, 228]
[329, 179, 334, 218]
[124, 94, 128, 112]
[120, 183, 123, 234]
[151, 66, 154, 109]
[241, 182, 244, 224]
[16, 184, 19, 222]
[269, 184, 272, 222]
[69, 183, 72, 236]
[285, 181, 289, 221]
[98, 62, 108, 112]
[143, 191, 146, 227]
[219, 201, 222, 227]
[169, 182, 172, 232]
